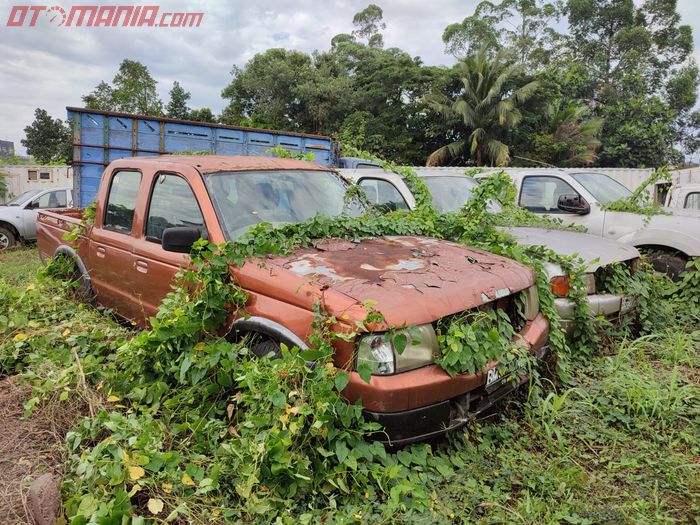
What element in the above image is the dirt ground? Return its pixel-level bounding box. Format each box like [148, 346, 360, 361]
[0, 376, 76, 524]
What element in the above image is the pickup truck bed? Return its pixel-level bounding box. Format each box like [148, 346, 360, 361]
[37, 208, 85, 262]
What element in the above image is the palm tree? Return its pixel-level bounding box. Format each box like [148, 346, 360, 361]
[540, 99, 603, 166]
[426, 49, 539, 166]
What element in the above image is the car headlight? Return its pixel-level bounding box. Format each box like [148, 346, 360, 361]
[520, 285, 540, 321]
[550, 274, 595, 297]
[356, 324, 437, 375]
[550, 275, 570, 297]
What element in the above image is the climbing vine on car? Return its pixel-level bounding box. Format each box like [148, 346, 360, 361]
[602, 166, 671, 218]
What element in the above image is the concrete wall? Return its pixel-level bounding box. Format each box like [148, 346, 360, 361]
[0, 165, 72, 204]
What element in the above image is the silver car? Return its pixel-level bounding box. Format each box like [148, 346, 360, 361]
[0, 187, 73, 250]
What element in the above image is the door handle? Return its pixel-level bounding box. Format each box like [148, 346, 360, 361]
[135, 260, 148, 274]
[96, 247, 106, 258]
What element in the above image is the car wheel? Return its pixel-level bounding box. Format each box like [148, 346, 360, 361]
[250, 339, 282, 359]
[0, 226, 16, 251]
[647, 251, 687, 281]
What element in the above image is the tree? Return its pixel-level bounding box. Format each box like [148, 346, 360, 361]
[165, 81, 191, 119]
[425, 49, 539, 166]
[21, 109, 72, 164]
[442, 0, 563, 67]
[352, 4, 386, 48]
[82, 81, 115, 110]
[220, 49, 317, 130]
[188, 107, 216, 122]
[83, 59, 163, 116]
[521, 99, 603, 166]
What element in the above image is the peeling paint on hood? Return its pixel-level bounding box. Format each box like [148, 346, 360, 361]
[265, 236, 534, 326]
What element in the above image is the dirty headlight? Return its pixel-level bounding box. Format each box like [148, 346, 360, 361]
[581, 273, 596, 294]
[520, 285, 540, 321]
[356, 324, 437, 376]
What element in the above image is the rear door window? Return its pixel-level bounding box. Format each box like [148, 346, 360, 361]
[145, 173, 205, 243]
[104, 170, 142, 233]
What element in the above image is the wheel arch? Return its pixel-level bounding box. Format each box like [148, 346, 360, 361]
[53, 245, 94, 295]
[226, 316, 309, 350]
[0, 220, 21, 241]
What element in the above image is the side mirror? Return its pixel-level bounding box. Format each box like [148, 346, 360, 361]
[161, 226, 201, 253]
[26, 200, 39, 210]
[557, 193, 590, 215]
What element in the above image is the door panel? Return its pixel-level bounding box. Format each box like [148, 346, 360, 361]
[88, 170, 143, 321]
[131, 173, 206, 320]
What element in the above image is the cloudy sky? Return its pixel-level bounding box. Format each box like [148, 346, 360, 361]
[1, 0, 699, 154]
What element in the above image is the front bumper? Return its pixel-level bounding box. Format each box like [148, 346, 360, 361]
[342, 313, 549, 444]
[555, 293, 636, 334]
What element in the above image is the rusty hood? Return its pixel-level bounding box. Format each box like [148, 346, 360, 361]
[247, 236, 534, 327]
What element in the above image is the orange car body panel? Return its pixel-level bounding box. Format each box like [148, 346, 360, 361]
[37, 156, 548, 418]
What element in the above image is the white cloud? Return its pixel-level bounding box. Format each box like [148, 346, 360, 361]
[1, 0, 698, 154]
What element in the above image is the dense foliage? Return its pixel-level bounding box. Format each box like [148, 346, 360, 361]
[1, 151, 699, 520]
[21, 108, 72, 164]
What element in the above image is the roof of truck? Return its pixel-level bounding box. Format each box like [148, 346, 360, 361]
[108, 155, 332, 174]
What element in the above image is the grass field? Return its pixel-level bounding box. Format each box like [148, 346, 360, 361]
[0, 247, 698, 524]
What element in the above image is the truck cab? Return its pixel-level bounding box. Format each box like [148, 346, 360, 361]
[37, 155, 549, 444]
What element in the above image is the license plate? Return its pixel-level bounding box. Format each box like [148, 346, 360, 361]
[485, 366, 513, 390]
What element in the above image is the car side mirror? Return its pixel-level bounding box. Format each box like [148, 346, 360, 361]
[557, 193, 590, 215]
[161, 226, 201, 253]
[26, 200, 39, 210]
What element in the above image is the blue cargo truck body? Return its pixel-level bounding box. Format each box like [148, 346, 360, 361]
[68, 107, 337, 207]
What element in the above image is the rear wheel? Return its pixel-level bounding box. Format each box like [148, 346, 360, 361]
[0, 226, 16, 251]
[646, 251, 687, 281]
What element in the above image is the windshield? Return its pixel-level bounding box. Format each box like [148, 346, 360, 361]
[570, 173, 632, 204]
[6, 189, 42, 206]
[422, 176, 502, 213]
[204, 170, 364, 240]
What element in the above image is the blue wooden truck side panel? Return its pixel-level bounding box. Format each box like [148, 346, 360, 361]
[69, 108, 335, 207]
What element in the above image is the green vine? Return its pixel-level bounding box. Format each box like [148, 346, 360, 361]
[602, 166, 671, 218]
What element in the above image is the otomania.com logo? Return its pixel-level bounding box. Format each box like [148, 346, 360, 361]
[6, 4, 204, 27]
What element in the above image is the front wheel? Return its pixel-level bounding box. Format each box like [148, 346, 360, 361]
[647, 251, 687, 281]
[0, 226, 16, 251]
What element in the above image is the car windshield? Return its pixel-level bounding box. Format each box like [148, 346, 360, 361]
[6, 189, 42, 206]
[422, 176, 502, 213]
[570, 173, 632, 204]
[204, 170, 364, 240]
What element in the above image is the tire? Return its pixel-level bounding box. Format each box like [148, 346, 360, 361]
[647, 251, 687, 281]
[250, 339, 282, 359]
[0, 226, 16, 251]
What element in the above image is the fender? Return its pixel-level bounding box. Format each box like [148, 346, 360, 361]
[0, 219, 21, 241]
[227, 316, 309, 350]
[618, 229, 699, 257]
[53, 245, 94, 296]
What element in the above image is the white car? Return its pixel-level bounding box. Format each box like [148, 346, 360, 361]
[340, 168, 641, 334]
[477, 170, 700, 278]
[664, 184, 700, 214]
[0, 187, 73, 250]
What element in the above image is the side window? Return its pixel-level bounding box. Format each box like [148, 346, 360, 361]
[32, 190, 67, 209]
[146, 174, 205, 243]
[104, 170, 142, 233]
[519, 176, 580, 213]
[358, 178, 409, 212]
[685, 192, 700, 210]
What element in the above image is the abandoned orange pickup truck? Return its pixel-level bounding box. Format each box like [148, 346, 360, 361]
[37, 155, 548, 444]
